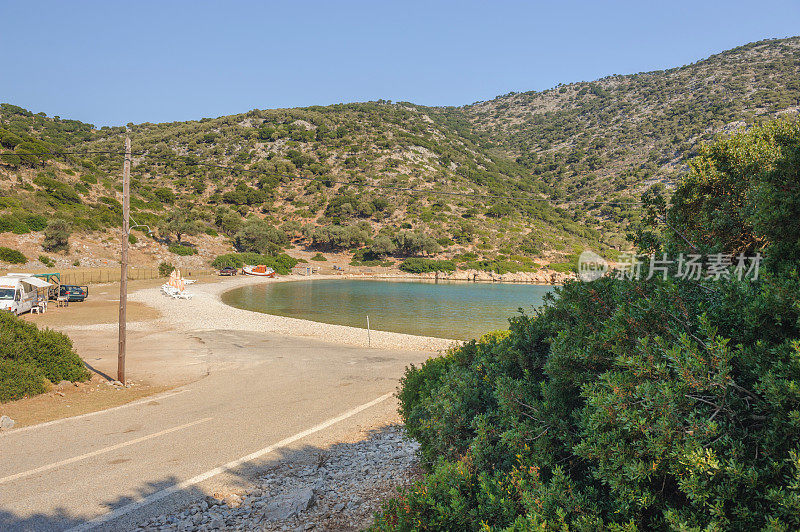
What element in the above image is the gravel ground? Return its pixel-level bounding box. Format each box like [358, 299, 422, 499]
[136, 425, 419, 531]
[129, 275, 458, 352]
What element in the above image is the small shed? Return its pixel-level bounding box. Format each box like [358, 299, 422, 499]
[292, 264, 314, 276]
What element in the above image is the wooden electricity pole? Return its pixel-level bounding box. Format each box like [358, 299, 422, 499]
[118, 137, 131, 384]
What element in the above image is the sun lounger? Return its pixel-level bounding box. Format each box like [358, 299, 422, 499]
[161, 283, 192, 299]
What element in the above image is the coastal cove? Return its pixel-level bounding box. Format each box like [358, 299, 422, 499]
[221, 279, 555, 340]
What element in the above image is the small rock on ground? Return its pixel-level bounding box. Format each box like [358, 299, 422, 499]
[0, 415, 15, 430]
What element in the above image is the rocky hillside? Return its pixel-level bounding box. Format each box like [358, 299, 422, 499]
[1, 37, 798, 268]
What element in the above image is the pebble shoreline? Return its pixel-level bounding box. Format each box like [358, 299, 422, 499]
[130, 275, 460, 352]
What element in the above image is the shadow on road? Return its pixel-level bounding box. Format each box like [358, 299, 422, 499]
[0, 425, 415, 532]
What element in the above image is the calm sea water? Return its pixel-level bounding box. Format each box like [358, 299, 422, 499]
[221, 279, 555, 340]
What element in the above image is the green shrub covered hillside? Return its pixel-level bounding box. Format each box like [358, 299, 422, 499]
[371, 120, 800, 530]
[2, 38, 800, 266]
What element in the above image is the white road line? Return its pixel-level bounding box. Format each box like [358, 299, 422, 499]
[0, 417, 212, 486]
[0, 389, 189, 437]
[66, 391, 394, 532]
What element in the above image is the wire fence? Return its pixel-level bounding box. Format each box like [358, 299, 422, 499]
[58, 268, 216, 285]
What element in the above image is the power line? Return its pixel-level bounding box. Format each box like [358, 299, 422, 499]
[1, 149, 645, 206]
[1, 150, 139, 156]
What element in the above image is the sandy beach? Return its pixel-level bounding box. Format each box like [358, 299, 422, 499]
[128, 274, 459, 352]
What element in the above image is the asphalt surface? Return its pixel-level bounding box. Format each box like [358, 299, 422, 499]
[0, 330, 431, 531]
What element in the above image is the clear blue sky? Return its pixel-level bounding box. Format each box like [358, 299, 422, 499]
[1, 1, 798, 127]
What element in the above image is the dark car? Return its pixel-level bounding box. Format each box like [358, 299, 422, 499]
[59, 285, 89, 302]
[219, 266, 238, 276]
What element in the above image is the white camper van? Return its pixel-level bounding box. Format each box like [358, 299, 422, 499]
[0, 274, 51, 316]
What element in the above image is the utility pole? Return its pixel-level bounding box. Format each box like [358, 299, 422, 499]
[118, 137, 131, 384]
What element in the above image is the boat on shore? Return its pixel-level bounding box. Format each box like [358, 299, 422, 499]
[242, 265, 276, 277]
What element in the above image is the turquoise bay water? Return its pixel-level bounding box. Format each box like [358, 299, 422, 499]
[221, 279, 555, 340]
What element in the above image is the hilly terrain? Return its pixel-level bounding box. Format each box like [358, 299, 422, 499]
[1, 36, 799, 272]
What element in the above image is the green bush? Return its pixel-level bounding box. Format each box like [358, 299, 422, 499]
[462, 259, 536, 274]
[0, 312, 89, 402]
[0, 359, 47, 403]
[39, 255, 54, 267]
[398, 258, 456, 274]
[168, 244, 197, 256]
[210, 252, 298, 275]
[128, 234, 138, 245]
[210, 253, 244, 269]
[0, 214, 31, 234]
[547, 261, 576, 273]
[376, 271, 800, 530]
[0, 246, 27, 264]
[42, 219, 71, 253]
[158, 261, 175, 277]
[33, 175, 82, 204]
[23, 214, 48, 231]
[311, 252, 327, 261]
[350, 248, 395, 267]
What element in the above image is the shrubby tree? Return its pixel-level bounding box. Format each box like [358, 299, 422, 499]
[307, 224, 370, 250]
[222, 183, 268, 206]
[279, 220, 302, 239]
[485, 203, 514, 218]
[367, 235, 396, 258]
[393, 231, 440, 256]
[153, 187, 176, 204]
[452, 221, 476, 244]
[233, 219, 288, 255]
[161, 209, 201, 243]
[42, 219, 71, 253]
[214, 208, 244, 237]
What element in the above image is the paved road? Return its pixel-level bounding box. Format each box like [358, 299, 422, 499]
[0, 330, 430, 531]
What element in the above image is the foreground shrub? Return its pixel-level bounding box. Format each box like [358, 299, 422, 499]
[374, 274, 800, 531]
[0, 312, 89, 402]
[0, 246, 27, 264]
[398, 258, 456, 274]
[0, 359, 46, 402]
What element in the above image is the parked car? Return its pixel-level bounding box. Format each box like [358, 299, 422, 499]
[218, 266, 238, 276]
[59, 285, 89, 302]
